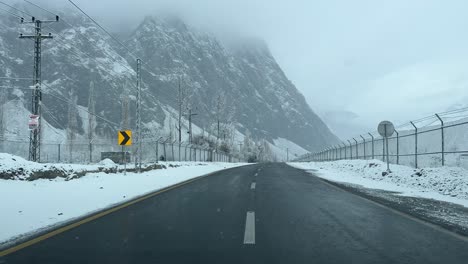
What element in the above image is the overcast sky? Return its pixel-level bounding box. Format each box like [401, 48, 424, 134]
[27, 0, 468, 137]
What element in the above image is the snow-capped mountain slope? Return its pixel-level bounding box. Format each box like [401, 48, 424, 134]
[0, 7, 338, 155]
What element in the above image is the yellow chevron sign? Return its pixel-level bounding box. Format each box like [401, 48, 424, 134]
[118, 130, 132, 146]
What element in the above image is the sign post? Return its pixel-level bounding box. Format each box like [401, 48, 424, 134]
[377, 121, 395, 172]
[118, 130, 132, 175]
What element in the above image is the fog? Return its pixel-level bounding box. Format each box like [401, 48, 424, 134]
[12, 0, 468, 138]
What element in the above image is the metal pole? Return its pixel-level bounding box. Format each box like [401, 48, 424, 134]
[20, 18, 55, 162]
[368, 133, 374, 159]
[394, 129, 399, 165]
[385, 136, 390, 171]
[435, 114, 444, 166]
[171, 141, 175, 161]
[135, 58, 142, 172]
[347, 140, 353, 159]
[382, 136, 385, 162]
[353, 138, 358, 159]
[360, 135, 366, 160]
[155, 141, 159, 162]
[58, 143, 61, 162]
[123, 147, 127, 176]
[383, 123, 390, 171]
[410, 121, 418, 168]
[89, 142, 92, 163]
[343, 142, 347, 159]
[179, 143, 182, 161]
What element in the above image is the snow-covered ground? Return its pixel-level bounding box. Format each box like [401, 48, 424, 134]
[0, 153, 248, 245]
[289, 160, 468, 207]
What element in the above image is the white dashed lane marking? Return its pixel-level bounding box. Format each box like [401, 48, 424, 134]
[243, 211, 255, 244]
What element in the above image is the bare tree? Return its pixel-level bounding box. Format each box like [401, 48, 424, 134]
[0, 87, 6, 152]
[67, 90, 79, 162]
[175, 76, 191, 143]
[88, 81, 96, 143]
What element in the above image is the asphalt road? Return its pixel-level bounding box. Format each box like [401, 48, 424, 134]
[2, 163, 468, 264]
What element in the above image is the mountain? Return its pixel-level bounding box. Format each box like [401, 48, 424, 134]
[0, 6, 338, 160]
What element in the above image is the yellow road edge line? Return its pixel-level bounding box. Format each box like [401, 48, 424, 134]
[0, 174, 208, 257]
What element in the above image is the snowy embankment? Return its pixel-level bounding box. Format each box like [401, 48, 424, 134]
[0, 153, 247, 245]
[289, 160, 468, 207]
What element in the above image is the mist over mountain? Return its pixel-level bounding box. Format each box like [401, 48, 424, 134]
[0, 5, 338, 158]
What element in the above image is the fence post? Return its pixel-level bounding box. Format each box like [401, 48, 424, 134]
[353, 138, 358, 159]
[156, 141, 159, 162]
[163, 142, 167, 161]
[171, 141, 175, 161]
[178, 143, 182, 161]
[435, 114, 444, 166]
[360, 135, 366, 160]
[334, 146, 338, 160]
[368, 133, 374, 159]
[58, 144, 61, 163]
[347, 140, 353, 159]
[382, 137, 385, 162]
[410, 121, 418, 168]
[342, 143, 347, 159]
[89, 142, 92, 163]
[394, 129, 399, 164]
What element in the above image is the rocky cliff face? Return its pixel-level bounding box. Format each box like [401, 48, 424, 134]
[0, 7, 338, 155]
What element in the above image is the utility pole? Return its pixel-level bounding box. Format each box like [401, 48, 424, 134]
[135, 58, 142, 172]
[0, 85, 6, 153]
[88, 81, 95, 163]
[177, 76, 182, 143]
[121, 92, 129, 164]
[216, 95, 221, 140]
[20, 15, 59, 162]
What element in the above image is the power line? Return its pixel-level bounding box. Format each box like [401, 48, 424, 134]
[67, 0, 136, 57]
[43, 23, 136, 75]
[65, 0, 176, 83]
[0, 6, 23, 19]
[0, 1, 33, 17]
[23, 0, 57, 17]
[40, 28, 136, 86]
[41, 86, 120, 129]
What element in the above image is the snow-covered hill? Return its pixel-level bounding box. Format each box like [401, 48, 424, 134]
[0, 5, 338, 161]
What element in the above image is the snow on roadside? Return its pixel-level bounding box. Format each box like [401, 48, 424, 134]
[288, 160, 468, 207]
[0, 153, 118, 180]
[0, 154, 248, 245]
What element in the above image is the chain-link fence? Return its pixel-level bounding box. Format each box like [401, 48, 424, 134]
[296, 110, 468, 169]
[0, 137, 238, 164]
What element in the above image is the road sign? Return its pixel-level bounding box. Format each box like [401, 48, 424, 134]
[28, 115, 39, 131]
[378, 121, 395, 138]
[118, 130, 132, 146]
